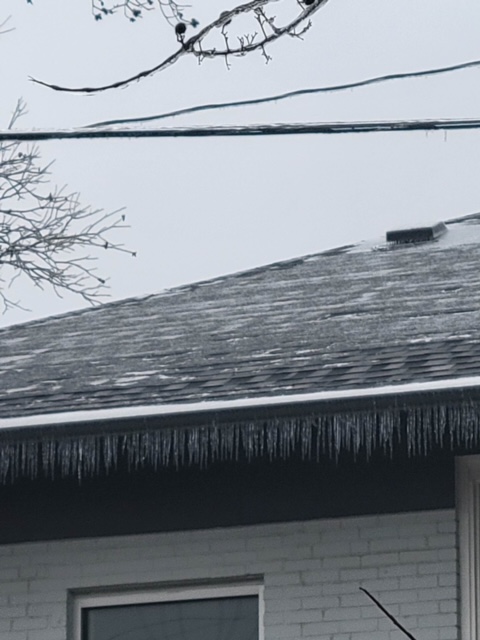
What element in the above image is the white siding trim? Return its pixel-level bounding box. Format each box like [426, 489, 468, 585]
[72, 582, 263, 640]
[457, 455, 480, 640]
[3, 375, 480, 431]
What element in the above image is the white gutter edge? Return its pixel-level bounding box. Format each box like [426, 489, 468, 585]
[1, 376, 480, 432]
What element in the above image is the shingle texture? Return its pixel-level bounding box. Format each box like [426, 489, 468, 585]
[1, 215, 480, 419]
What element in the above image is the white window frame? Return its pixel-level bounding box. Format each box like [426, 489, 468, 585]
[457, 455, 480, 640]
[71, 582, 264, 640]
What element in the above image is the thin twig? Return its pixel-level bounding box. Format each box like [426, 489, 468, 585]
[0, 15, 14, 36]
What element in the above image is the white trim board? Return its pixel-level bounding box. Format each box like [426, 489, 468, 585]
[2, 375, 480, 432]
[457, 455, 480, 640]
[71, 582, 264, 640]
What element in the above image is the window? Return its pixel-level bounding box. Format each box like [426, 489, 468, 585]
[72, 583, 263, 640]
[457, 455, 480, 640]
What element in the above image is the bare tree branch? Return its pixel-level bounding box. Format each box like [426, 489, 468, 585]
[31, 0, 330, 93]
[91, 0, 154, 22]
[83, 58, 480, 129]
[0, 100, 135, 313]
[89, 0, 196, 26]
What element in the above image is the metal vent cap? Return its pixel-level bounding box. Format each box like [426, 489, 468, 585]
[386, 222, 447, 244]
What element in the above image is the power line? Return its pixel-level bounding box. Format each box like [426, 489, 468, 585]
[86, 58, 480, 129]
[2, 118, 480, 142]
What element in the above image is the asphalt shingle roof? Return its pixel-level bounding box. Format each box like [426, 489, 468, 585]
[2, 214, 480, 420]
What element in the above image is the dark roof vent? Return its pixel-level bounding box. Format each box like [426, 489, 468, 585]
[386, 221, 447, 244]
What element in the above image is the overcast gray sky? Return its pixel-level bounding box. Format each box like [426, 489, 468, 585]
[2, 0, 480, 326]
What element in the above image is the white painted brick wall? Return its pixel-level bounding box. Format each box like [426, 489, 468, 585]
[0, 509, 457, 640]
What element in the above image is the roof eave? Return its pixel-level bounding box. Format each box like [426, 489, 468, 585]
[2, 376, 480, 483]
[2, 375, 480, 433]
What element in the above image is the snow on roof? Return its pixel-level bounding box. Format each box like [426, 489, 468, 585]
[2, 214, 480, 420]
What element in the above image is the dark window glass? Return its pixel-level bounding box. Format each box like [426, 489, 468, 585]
[83, 595, 258, 640]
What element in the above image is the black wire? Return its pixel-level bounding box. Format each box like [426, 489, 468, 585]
[360, 588, 418, 640]
[2, 118, 480, 141]
[85, 58, 480, 129]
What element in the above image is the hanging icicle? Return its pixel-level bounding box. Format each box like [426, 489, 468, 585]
[1, 396, 480, 483]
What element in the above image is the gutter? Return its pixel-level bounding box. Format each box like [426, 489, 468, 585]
[2, 375, 480, 432]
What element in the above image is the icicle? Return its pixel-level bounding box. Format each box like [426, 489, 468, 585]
[3, 396, 480, 482]
[0, 442, 13, 483]
[300, 419, 312, 459]
[200, 427, 210, 468]
[22, 440, 38, 479]
[209, 423, 220, 463]
[103, 433, 118, 473]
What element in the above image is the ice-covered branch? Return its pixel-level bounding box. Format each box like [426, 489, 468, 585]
[31, 0, 330, 93]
